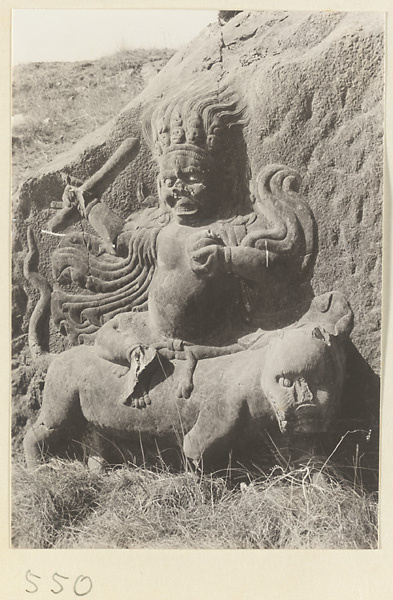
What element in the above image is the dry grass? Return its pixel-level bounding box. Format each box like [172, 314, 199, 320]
[12, 458, 378, 549]
[12, 48, 173, 189]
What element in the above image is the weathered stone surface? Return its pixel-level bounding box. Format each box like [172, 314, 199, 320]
[14, 11, 383, 470]
[14, 11, 383, 374]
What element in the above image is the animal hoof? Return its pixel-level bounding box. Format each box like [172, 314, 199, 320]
[88, 455, 107, 473]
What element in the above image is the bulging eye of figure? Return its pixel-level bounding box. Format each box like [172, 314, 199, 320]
[164, 177, 175, 187]
[185, 173, 202, 184]
[279, 376, 293, 388]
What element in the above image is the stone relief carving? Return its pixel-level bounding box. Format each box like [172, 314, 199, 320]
[23, 83, 354, 470]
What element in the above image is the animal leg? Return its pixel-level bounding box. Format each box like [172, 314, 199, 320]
[85, 429, 118, 472]
[23, 420, 67, 470]
[23, 349, 86, 469]
[183, 402, 242, 463]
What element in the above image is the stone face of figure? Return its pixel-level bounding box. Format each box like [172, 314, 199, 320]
[157, 153, 218, 225]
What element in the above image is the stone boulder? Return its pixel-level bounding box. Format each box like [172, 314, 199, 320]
[13, 11, 383, 428]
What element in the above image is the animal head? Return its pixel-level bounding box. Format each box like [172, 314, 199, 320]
[261, 325, 346, 435]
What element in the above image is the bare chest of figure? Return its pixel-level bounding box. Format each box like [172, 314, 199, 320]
[148, 221, 232, 342]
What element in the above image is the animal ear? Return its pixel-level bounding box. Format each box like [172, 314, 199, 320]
[334, 309, 354, 338]
[310, 292, 354, 338]
[312, 292, 332, 314]
[312, 326, 331, 346]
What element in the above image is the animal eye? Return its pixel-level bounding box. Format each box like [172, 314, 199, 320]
[163, 177, 175, 187]
[279, 376, 293, 388]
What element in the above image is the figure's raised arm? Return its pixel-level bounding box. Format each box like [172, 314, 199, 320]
[47, 137, 140, 251]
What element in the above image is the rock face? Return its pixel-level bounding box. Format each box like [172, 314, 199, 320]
[14, 11, 384, 447]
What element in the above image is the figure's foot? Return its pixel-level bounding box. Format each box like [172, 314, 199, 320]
[125, 381, 152, 408]
[176, 378, 194, 400]
[110, 364, 130, 378]
[175, 346, 197, 399]
[128, 390, 151, 409]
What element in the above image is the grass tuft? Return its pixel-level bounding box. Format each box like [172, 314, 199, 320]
[12, 460, 103, 548]
[12, 459, 378, 549]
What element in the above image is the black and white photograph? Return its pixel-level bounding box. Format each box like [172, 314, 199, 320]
[9, 2, 386, 564]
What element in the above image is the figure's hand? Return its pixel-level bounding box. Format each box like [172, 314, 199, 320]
[190, 244, 225, 277]
[62, 184, 88, 217]
[186, 229, 226, 277]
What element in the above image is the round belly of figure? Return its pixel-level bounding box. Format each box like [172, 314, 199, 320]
[148, 269, 233, 342]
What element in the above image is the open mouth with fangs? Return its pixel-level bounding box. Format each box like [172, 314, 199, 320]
[173, 198, 199, 216]
[276, 403, 322, 434]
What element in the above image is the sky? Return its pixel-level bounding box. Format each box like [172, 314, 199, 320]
[12, 9, 218, 65]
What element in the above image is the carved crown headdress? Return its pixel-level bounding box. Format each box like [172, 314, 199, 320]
[143, 82, 248, 165]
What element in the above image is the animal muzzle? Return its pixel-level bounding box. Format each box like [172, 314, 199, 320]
[293, 378, 313, 407]
[271, 378, 318, 434]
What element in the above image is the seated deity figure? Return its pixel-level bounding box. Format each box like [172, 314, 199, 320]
[45, 84, 317, 407]
[23, 83, 355, 468]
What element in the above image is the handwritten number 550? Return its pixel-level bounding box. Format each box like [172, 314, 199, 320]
[25, 570, 93, 596]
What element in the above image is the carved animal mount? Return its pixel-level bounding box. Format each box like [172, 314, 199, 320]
[23, 310, 352, 470]
[23, 255, 353, 471]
